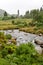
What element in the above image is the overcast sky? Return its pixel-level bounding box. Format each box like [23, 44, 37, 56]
[0, 0, 43, 15]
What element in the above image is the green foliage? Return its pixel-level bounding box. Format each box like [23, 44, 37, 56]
[5, 43, 43, 65]
[0, 44, 16, 58]
[11, 16, 15, 19]
[16, 43, 35, 55]
[24, 10, 30, 18]
[0, 58, 10, 65]
[0, 32, 8, 44]
[0, 41, 43, 65]
[2, 17, 10, 20]
[12, 20, 15, 24]
[0, 32, 5, 38]
[4, 11, 7, 17]
[1, 48, 8, 58]
[6, 34, 12, 39]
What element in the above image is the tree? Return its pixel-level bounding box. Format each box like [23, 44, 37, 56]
[4, 11, 7, 17]
[40, 6, 43, 11]
[25, 11, 29, 15]
[24, 10, 30, 18]
[11, 16, 15, 19]
[2, 11, 8, 20]
[17, 10, 19, 17]
[30, 9, 39, 19]
[40, 7, 43, 11]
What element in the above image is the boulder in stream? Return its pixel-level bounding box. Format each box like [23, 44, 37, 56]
[34, 39, 43, 45]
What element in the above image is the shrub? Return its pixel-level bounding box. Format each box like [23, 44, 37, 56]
[1, 49, 8, 58]
[0, 58, 10, 65]
[6, 43, 43, 65]
[12, 20, 14, 24]
[6, 34, 12, 39]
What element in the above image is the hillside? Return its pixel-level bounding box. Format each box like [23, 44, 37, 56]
[0, 9, 5, 17]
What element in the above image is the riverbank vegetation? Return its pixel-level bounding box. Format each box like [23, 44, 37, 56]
[0, 44, 43, 65]
[0, 18, 43, 35]
[0, 32, 43, 65]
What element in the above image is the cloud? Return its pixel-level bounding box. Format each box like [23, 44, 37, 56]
[0, 0, 43, 15]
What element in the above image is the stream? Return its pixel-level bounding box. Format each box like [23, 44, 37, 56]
[0, 29, 43, 54]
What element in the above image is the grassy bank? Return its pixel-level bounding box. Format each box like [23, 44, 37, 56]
[0, 18, 43, 35]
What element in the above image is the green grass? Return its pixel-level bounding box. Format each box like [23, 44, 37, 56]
[0, 43, 43, 65]
[0, 18, 43, 35]
[0, 18, 32, 29]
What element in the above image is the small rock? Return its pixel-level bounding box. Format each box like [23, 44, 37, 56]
[39, 33, 42, 36]
[40, 45, 43, 48]
[34, 39, 43, 45]
[35, 46, 42, 54]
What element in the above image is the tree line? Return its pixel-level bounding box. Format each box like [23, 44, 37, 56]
[2, 6, 43, 23]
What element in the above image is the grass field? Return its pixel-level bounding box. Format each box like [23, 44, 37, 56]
[0, 19, 32, 29]
[0, 18, 43, 35]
